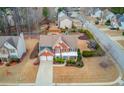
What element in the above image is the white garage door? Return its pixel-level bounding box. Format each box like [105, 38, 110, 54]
[40, 56, 47, 61]
[47, 56, 53, 61]
[40, 56, 53, 61]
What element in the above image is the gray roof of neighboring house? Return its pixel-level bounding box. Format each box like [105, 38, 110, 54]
[59, 15, 71, 21]
[39, 35, 78, 49]
[119, 16, 124, 22]
[116, 14, 124, 26]
[102, 9, 114, 19]
[0, 36, 19, 48]
[58, 12, 72, 22]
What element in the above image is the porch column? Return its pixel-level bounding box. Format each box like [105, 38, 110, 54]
[6, 57, 9, 63]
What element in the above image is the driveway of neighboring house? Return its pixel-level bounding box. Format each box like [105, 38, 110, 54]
[36, 61, 53, 86]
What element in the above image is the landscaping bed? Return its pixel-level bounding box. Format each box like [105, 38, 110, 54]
[66, 49, 84, 68]
[53, 57, 65, 64]
[30, 42, 39, 59]
[66, 58, 84, 68]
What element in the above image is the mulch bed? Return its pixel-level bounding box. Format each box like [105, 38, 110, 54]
[33, 61, 40, 66]
[78, 34, 89, 40]
[0, 62, 4, 66]
[53, 62, 65, 64]
[30, 43, 39, 59]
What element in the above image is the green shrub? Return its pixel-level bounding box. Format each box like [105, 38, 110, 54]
[122, 32, 124, 36]
[76, 61, 84, 67]
[82, 51, 96, 57]
[77, 49, 82, 61]
[79, 29, 94, 40]
[79, 29, 85, 33]
[96, 47, 105, 56]
[105, 20, 111, 26]
[82, 44, 105, 57]
[95, 21, 99, 25]
[85, 30, 94, 39]
[66, 59, 75, 64]
[53, 57, 65, 64]
[61, 29, 66, 33]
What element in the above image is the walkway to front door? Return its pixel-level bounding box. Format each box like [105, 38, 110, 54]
[36, 61, 53, 86]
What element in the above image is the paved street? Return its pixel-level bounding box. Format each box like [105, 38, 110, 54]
[36, 61, 53, 86]
[83, 20, 124, 67]
[79, 15, 124, 82]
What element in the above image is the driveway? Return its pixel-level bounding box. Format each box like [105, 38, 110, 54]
[36, 61, 53, 86]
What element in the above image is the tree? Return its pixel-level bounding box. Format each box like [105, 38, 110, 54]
[42, 7, 49, 19]
[77, 49, 82, 61]
[10, 7, 22, 35]
[0, 8, 9, 34]
[26, 8, 31, 36]
[111, 7, 124, 14]
[58, 7, 64, 13]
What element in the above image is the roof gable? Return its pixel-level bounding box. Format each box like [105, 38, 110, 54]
[39, 35, 78, 49]
[0, 36, 19, 48]
[39, 48, 54, 56]
[53, 37, 70, 49]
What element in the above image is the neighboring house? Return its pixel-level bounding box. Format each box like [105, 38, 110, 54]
[39, 35, 78, 61]
[58, 12, 72, 29]
[116, 14, 124, 30]
[102, 9, 115, 21]
[0, 33, 26, 63]
[91, 8, 102, 18]
[110, 16, 119, 29]
[72, 19, 82, 29]
[7, 15, 15, 26]
[65, 7, 81, 16]
[70, 12, 79, 18]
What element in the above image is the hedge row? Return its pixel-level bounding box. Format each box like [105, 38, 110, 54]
[79, 29, 94, 39]
[82, 51, 96, 57]
[82, 45, 105, 57]
[122, 32, 124, 36]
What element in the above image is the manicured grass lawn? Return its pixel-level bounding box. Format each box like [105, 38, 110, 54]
[105, 30, 122, 36]
[53, 56, 119, 83]
[117, 40, 124, 47]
